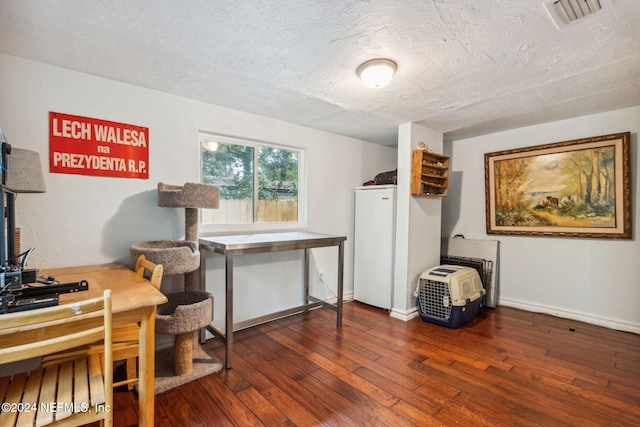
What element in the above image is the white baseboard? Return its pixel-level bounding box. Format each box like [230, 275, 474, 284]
[390, 306, 420, 322]
[498, 297, 640, 335]
[342, 291, 354, 303]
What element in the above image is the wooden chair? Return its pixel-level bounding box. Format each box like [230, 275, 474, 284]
[0, 290, 113, 427]
[134, 254, 163, 291]
[42, 255, 163, 391]
[116, 255, 163, 389]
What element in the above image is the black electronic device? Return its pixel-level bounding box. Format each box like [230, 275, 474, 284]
[1, 140, 17, 270]
[7, 294, 59, 313]
[0, 294, 14, 314]
[9, 280, 89, 299]
[0, 137, 35, 286]
[0, 279, 89, 314]
[0, 136, 84, 314]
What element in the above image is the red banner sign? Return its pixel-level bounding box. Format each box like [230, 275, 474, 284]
[49, 112, 149, 179]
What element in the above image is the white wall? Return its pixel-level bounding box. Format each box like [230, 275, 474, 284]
[442, 106, 640, 333]
[393, 123, 443, 320]
[0, 53, 397, 326]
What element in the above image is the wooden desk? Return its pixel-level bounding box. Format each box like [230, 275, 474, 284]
[38, 263, 167, 427]
[199, 231, 346, 369]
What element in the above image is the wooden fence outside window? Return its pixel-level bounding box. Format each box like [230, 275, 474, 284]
[201, 200, 298, 224]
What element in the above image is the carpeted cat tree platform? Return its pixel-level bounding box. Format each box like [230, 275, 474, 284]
[130, 182, 219, 377]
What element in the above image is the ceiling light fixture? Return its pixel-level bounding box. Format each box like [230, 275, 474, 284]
[544, 0, 610, 29]
[357, 59, 397, 89]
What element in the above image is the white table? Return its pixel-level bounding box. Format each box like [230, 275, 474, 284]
[198, 231, 346, 369]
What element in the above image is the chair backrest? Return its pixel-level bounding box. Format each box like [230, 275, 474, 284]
[0, 291, 113, 426]
[0, 290, 113, 365]
[135, 254, 164, 290]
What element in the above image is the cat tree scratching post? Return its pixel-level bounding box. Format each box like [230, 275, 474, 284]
[156, 182, 219, 291]
[130, 182, 219, 376]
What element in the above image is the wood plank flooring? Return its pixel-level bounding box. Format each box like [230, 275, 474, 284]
[111, 302, 640, 426]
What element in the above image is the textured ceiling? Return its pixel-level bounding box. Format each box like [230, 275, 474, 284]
[1, 0, 638, 145]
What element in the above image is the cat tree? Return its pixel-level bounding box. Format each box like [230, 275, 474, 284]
[130, 182, 219, 376]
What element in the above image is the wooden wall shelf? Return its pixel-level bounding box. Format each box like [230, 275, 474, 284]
[411, 149, 449, 197]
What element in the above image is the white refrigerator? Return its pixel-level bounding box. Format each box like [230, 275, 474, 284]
[353, 185, 396, 310]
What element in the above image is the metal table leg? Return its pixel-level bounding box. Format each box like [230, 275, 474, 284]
[225, 252, 234, 369]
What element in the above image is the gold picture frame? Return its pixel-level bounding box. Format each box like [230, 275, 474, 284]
[485, 132, 632, 239]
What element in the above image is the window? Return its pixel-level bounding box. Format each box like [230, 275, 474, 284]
[200, 133, 303, 228]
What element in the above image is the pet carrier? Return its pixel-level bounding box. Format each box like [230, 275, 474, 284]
[414, 265, 485, 328]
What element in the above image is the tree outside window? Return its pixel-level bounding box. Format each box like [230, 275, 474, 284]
[200, 134, 301, 225]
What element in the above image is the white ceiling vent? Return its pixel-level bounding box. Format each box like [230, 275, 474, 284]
[544, 0, 612, 29]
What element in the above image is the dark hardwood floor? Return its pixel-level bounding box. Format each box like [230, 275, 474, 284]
[112, 301, 640, 426]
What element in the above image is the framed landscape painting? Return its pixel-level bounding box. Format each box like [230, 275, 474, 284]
[485, 132, 631, 239]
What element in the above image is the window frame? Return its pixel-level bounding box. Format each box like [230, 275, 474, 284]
[198, 132, 305, 233]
